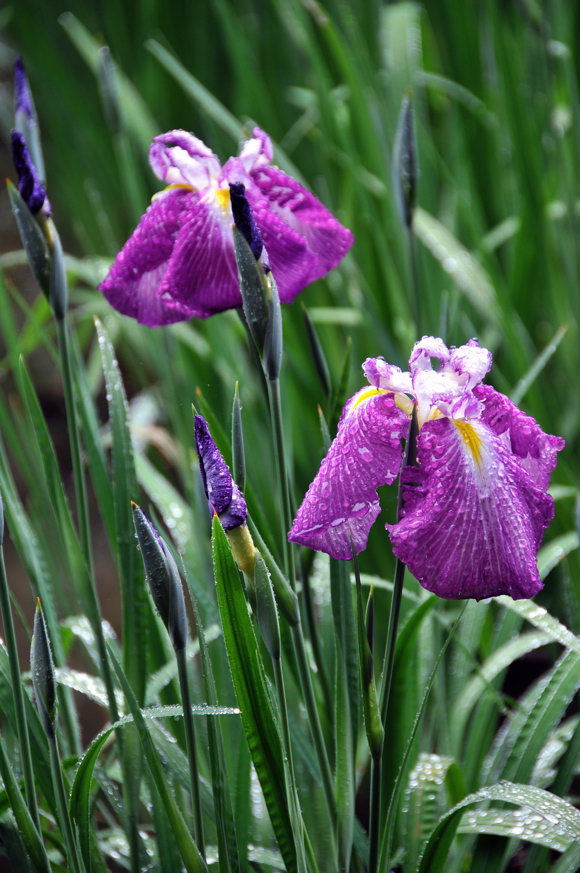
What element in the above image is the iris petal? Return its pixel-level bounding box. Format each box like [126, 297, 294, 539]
[249, 165, 354, 276]
[150, 130, 221, 187]
[159, 190, 241, 317]
[388, 417, 556, 600]
[475, 385, 565, 490]
[289, 390, 409, 559]
[99, 188, 197, 326]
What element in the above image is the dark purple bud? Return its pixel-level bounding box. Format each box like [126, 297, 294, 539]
[194, 415, 247, 530]
[229, 182, 263, 261]
[11, 131, 49, 215]
[14, 57, 34, 120]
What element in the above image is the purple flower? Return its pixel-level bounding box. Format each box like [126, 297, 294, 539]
[99, 127, 354, 327]
[194, 414, 247, 530]
[289, 337, 565, 601]
[11, 130, 50, 216]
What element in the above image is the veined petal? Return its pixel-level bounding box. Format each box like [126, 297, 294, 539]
[159, 188, 241, 316]
[289, 390, 409, 559]
[250, 199, 319, 302]
[238, 126, 273, 172]
[476, 385, 565, 490]
[388, 417, 556, 600]
[409, 336, 450, 371]
[150, 130, 221, 188]
[249, 165, 353, 276]
[99, 188, 197, 326]
[363, 357, 412, 394]
[448, 339, 492, 388]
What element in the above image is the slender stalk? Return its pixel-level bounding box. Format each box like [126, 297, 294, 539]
[292, 626, 337, 835]
[379, 606, 467, 870]
[55, 317, 119, 727]
[266, 378, 296, 585]
[176, 647, 205, 858]
[409, 226, 421, 336]
[369, 413, 417, 873]
[266, 376, 337, 841]
[272, 657, 310, 873]
[300, 568, 333, 717]
[57, 316, 142, 872]
[368, 557, 406, 873]
[48, 737, 86, 873]
[0, 541, 39, 830]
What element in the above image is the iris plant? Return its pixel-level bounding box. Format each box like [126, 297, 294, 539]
[99, 127, 353, 326]
[289, 336, 564, 600]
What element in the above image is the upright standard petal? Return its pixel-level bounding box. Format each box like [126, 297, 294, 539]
[289, 389, 408, 559]
[388, 417, 556, 600]
[99, 188, 197, 326]
[150, 130, 221, 187]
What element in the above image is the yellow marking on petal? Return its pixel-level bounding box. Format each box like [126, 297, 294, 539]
[166, 183, 195, 191]
[152, 183, 195, 203]
[455, 420, 483, 467]
[215, 188, 231, 211]
[350, 387, 387, 410]
[394, 392, 414, 416]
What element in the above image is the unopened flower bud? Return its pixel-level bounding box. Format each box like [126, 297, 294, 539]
[132, 503, 188, 652]
[30, 600, 56, 738]
[11, 131, 49, 217]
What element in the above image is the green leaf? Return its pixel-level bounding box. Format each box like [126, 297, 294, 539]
[403, 753, 453, 873]
[483, 650, 580, 785]
[418, 782, 580, 873]
[59, 13, 157, 146]
[413, 206, 498, 319]
[107, 653, 208, 873]
[211, 516, 297, 873]
[0, 736, 50, 873]
[70, 703, 233, 868]
[453, 629, 552, 750]
[458, 808, 575, 851]
[536, 532, 579, 580]
[95, 317, 149, 704]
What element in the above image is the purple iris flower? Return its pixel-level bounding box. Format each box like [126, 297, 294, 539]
[99, 127, 353, 327]
[289, 336, 565, 601]
[11, 130, 50, 216]
[194, 414, 247, 530]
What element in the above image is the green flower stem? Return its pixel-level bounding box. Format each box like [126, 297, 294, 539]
[409, 222, 421, 336]
[272, 656, 311, 873]
[368, 557, 406, 873]
[48, 736, 86, 873]
[176, 647, 205, 858]
[0, 537, 39, 831]
[266, 378, 296, 585]
[55, 316, 119, 727]
[300, 565, 333, 718]
[379, 605, 467, 871]
[266, 376, 337, 845]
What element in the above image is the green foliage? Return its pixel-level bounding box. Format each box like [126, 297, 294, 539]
[0, 1, 578, 871]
